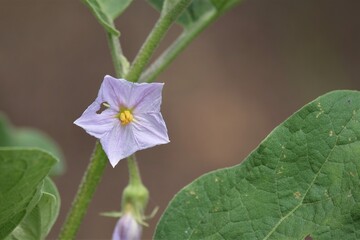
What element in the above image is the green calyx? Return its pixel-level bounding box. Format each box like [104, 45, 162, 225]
[122, 182, 149, 224]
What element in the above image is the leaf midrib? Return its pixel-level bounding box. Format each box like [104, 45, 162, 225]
[186, 106, 355, 240]
[263, 109, 354, 239]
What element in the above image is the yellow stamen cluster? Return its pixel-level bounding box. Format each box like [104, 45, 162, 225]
[119, 109, 134, 125]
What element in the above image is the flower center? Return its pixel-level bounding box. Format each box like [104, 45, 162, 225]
[119, 109, 134, 125]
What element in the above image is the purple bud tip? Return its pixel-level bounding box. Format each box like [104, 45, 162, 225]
[112, 213, 142, 240]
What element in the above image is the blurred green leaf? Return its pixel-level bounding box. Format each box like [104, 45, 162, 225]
[0, 149, 57, 239]
[6, 177, 61, 240]
[0, 113, 65, 176]
[148, 0, 242, 28]
[155, 90, 360, 239]
[82, 0, 133, 36]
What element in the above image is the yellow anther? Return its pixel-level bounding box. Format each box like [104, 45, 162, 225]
[125, 111, 132, 120]
[120, 112, 126, 121]
[119, 109, 134, 125]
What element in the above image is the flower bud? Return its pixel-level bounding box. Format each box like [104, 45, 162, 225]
[112, 213, 142, 240]
[122, 183, 149, 216]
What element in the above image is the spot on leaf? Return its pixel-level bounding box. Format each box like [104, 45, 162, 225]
[294, 191, 302, 199]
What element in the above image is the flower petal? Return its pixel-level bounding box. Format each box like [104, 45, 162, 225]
[101, 122, 138, 167]
[74, 101, 118, 138]
[99, 75, 133, 110]
[130, 82, 164, 114]
[112, 213, 142, 240]
[132, 113, 170, 149]
[74, 76, 170, 167]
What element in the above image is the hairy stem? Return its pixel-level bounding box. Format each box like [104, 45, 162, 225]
[107, 30, 129, 77]
[126, 0, 192, 82]
[59, 23, 130, 239]
[127, 154, 142, 186]
[59, 142, 107, 240]
[139, 11, 217, 83]
[59, 0, 193, 238]
[139, 1, 244, 83]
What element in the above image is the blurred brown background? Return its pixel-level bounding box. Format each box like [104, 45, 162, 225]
[1, 0, 360, 239]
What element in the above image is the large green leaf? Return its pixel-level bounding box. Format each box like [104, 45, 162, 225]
[148, 0, 242, 29]
[0, 113, 65, 175]
[0, 149, 57, 239]
[82, 0, 133, 36]
[155, 90, 360, 239]
[6, 177, 61, 240]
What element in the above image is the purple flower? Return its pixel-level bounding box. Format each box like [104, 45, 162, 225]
[112, 213, 142, 240]
[74, 75, 169, 167]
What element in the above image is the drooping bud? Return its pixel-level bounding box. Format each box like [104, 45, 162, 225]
[108, 155, 151, 240]
[112, 213, 142, 240]
[122, 183, 149, 218]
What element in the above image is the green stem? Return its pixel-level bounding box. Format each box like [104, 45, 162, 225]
[127, 154, 142, 186]
[139, 0, 245, 83]
[107, 28, 145, 212]
[139, 11, 216, 83]
[126, 0, 192, 82]
[59, 142, 107, 240]
[59, 1, 193, 237]
[122, 154, 149, 220]
[107, 30, 129, 77]
[59, 25, 129, 240]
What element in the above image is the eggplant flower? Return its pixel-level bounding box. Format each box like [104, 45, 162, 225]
[74, 75, 170, 167]
[112, 213, 142, 240]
